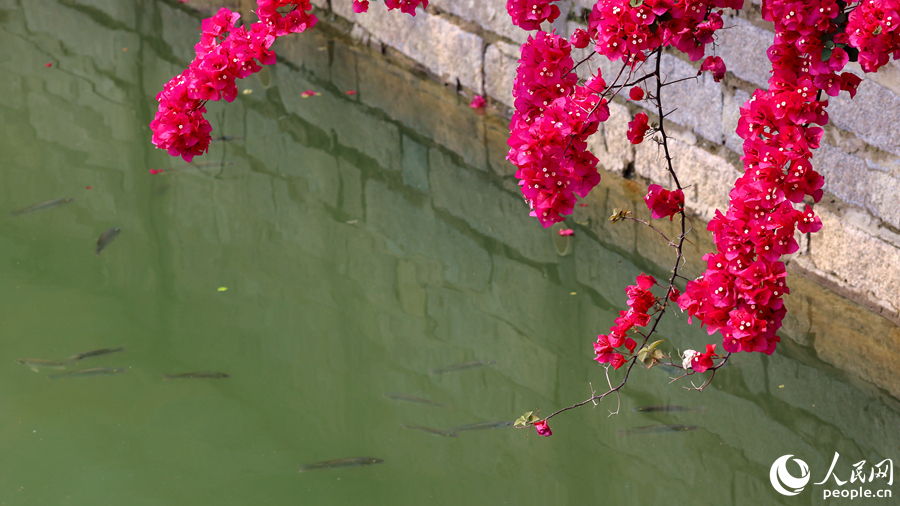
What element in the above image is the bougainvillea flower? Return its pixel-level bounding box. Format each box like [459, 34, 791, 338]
[644, 184, 685, 220]
[534, 420, 552, 436]
[629, 87, 645, 100]
[149, 169, 164, 175]
[690, 344, 718, 373]
[346, 90, 357, 95]
[558, 228, 574, 236]
[627, 112, 650, 144]
[700, 56, 726, 82]
[352, 0, 369, 13]
[570, 28, 590, 49]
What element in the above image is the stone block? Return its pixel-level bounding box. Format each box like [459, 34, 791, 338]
[659, 54, 724, 144]
[815, 141, 900, 227]
[484, 41, 520, 108]
[829, 77, 900, 158]
[634, 137, 740, 222]
[713, 14, 773, 89]
[723, 87, 750, 154]
[356, 2, 485, 91]
[586, 100, 634, 175]
[431, 0, 530, 44]
[355, 53, 487, 168]
[804, 206, 900, 315]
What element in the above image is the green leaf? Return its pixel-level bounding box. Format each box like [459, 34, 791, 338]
[824, 40, 835, 49]
[514, 411, 533, 427]
[629, 0, 643, 6]
[821, 48, 833, 62]
[527, 413, 541, 424]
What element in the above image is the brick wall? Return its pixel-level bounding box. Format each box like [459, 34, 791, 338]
[307, 0, 900, 325]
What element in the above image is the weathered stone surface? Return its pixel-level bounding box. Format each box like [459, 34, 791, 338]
[634, 137, 740, 222]
[355, 2, 485, 91]
[713, 14, 773, 89]
[815, 142, 900, 227]
[723, 87, 750, 154]
[431, 0, 529, 44]
[484, 41, 520, 108]
[829, 77, 900, 158]
[660, 55, 724, 144]
[802, 206, 900, 315]
[586, 100, 634, 175]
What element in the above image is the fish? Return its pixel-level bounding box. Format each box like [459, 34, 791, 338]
[95, 228, 121, 256]
[210, 135, 244, 142]
[10, 198, 74, 217]
[633, 405, 706, 413]
[163, 372, 230, 380]
[47, 367, 127, 380]
[298, 457, 384, 473]
[401, 425, 458, 437]
[65, 347, 125, 363]
[382, 393, 448, 408]
[616, 424, 698, 436]
[16, 358, 66, 372]
[450, 421, 513, 432]
[429, 360, 497, 375]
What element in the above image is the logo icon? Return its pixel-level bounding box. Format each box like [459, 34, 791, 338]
[770, 455, 811, 496]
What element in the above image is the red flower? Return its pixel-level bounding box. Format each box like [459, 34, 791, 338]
[700, 56, 726, 82]
[352, 0, 369, 13]
[149, 169, 164, 175]
[570, 28, 590, 49]
[558, 228, 574, 236]
[609, 353, 626, 370]
[534, 420, 552, 437]
[626, 112, 650, 144]
[644, 184, 684, 220]
[346, 90, 357, 95]
[469, 95, 486, 109]
[629, 87, 645, 101]
[690, 344, 718, 373]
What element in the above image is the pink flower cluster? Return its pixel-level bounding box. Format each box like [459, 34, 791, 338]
[507, 31, 609, 227]
[676, 0, 862, 355]
[151, 0, 431, 162]
[847, 0, 900, 72]
[151, 4, 313, 161]
[593, 274, 656, 369]
[644, 184, 684, 220]
[507, 0, 561, 31]
[587, 0, 742, 63]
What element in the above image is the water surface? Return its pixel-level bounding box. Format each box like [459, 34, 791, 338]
[0, 2, 897, 505]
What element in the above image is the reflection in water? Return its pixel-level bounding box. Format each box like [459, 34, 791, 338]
[0, 1, 898, 505]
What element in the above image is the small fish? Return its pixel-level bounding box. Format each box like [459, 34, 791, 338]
[210, 135, 244, 142]
[401, 425, 458, 437]
[616, 424, 698, 436]
[429, 360, 496, 375]
[17, 358, 66, 372]
[298, 457, 384, 473]
[65, 347, 124, 363]
[47, 367, 127, 380]
[95, 228, 121, 256]
[633, 405, 706, 413]
[450, 421, 513, 432]
[10, 198, 74, 217]
[163, 372, 230, 380]
[382, 393, 448, 408]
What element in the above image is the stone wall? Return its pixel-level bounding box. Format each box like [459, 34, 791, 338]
[301, 0, 900, 326]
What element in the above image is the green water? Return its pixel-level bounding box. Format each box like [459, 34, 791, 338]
[0, 1, 898, 504]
